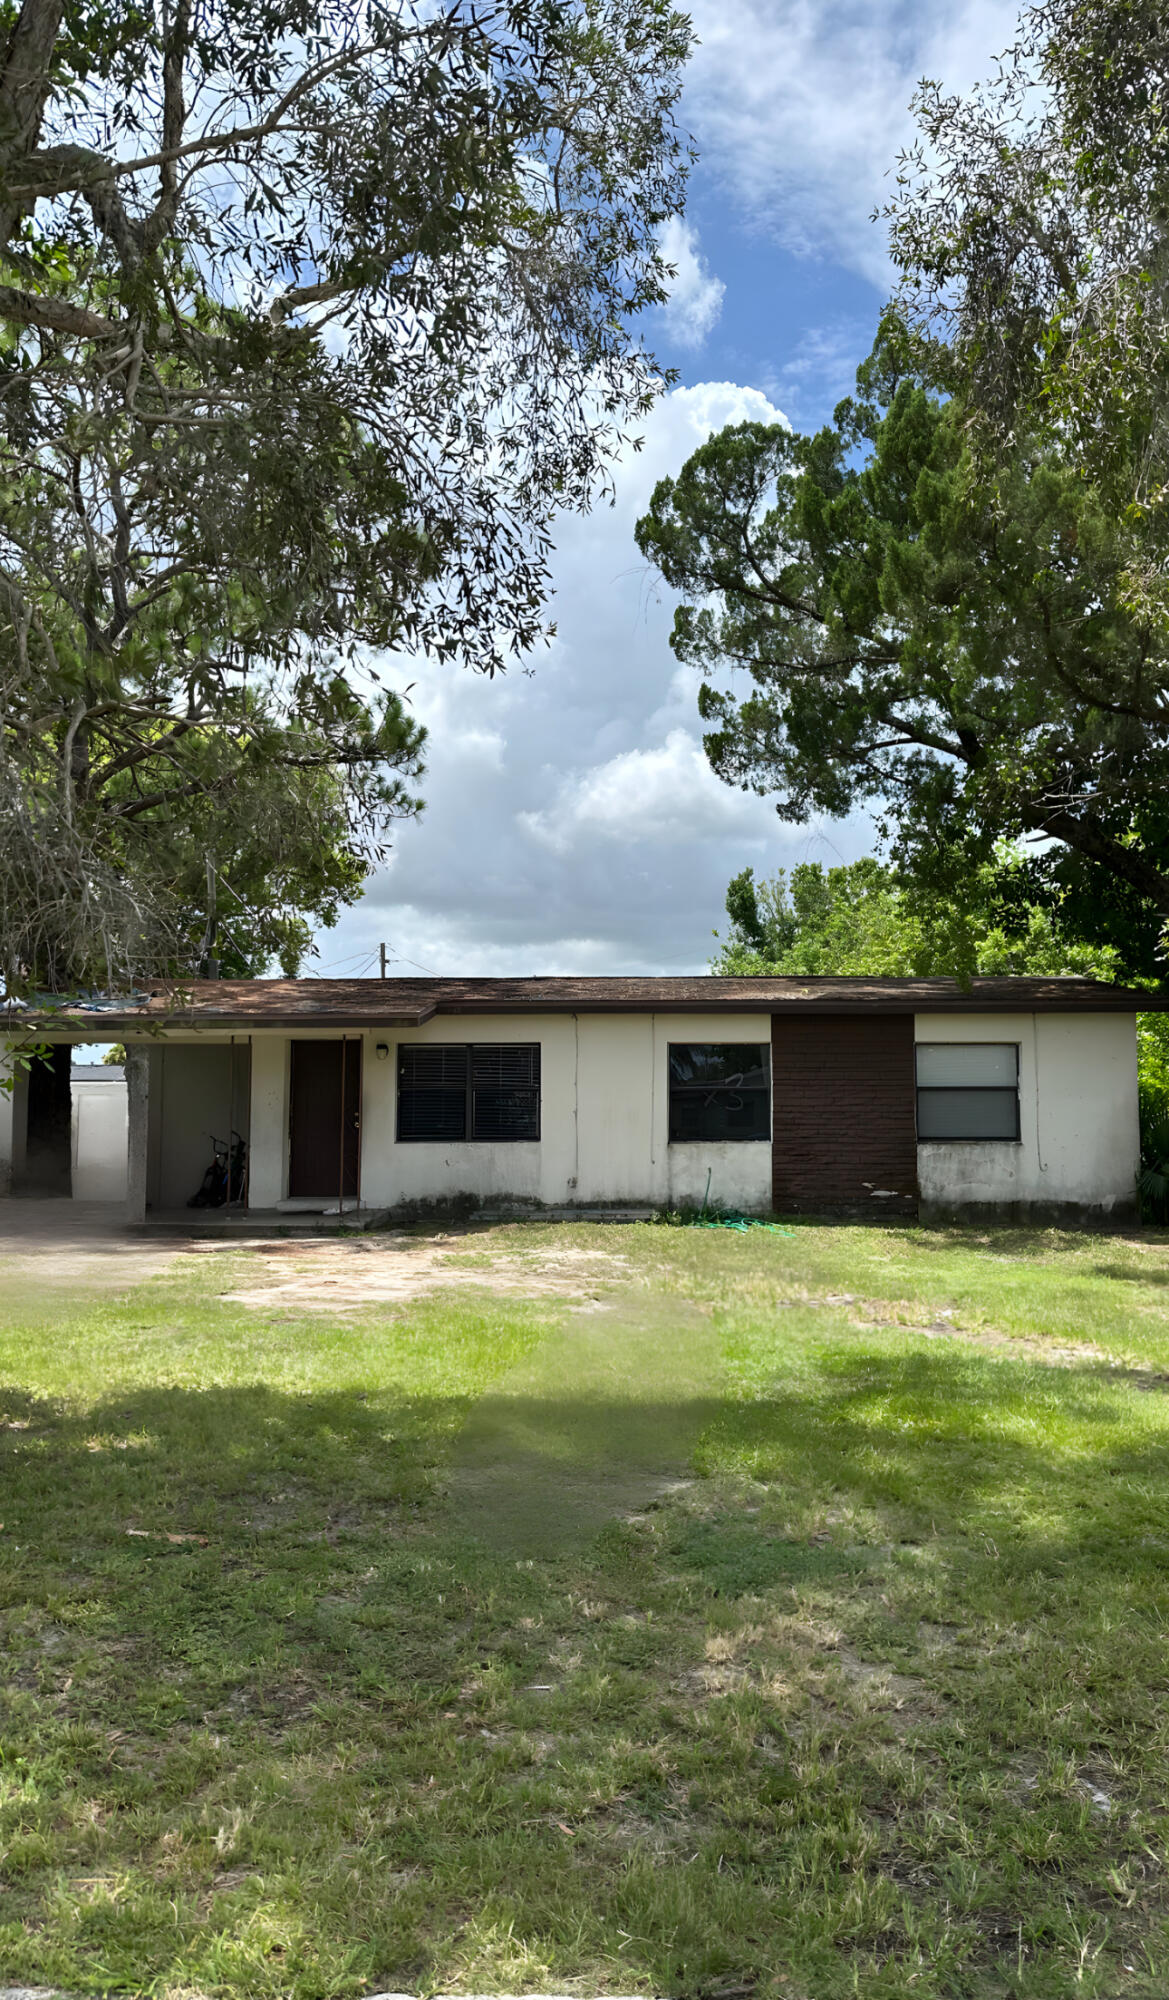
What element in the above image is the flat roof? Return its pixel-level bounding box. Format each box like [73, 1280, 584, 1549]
[11, 972, 1169, 1033]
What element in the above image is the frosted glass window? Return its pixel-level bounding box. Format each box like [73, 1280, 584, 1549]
[915, 1043, 1018, 1088]
[915, 1043, 1019, 1141]
[916, 1088, 1019, 1140]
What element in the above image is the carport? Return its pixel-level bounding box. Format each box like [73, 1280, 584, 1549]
[138, 1039, 252, 1214]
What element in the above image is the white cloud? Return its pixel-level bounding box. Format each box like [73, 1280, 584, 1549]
[308, 10, 1022, 978]
[321, 380, 870, 976]
[521, 729, 762, 853]
[764, 318, 874, 424]
[686, 0, 1023, 285]
[658, 216, 726, 348]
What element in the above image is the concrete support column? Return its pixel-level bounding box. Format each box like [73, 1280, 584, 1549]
[248, 1037, 288, 1209]
[125, 1044, 150, 1222]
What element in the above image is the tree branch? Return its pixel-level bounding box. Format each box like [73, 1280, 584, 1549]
[0, 0, 66, 241]
[140, 0, 190, 257]
[1024, 801, 1169, 913]
[0, 283, 118, 339]
[105, 38, 381, 184]
[89, 715, 199, 792]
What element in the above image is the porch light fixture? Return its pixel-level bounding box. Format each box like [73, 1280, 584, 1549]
[375, 1042, 389, 1061]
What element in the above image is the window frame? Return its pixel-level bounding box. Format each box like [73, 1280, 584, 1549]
[396, 1042, 541, 1144]
[666, 1041, 772, 1144]
[915, 1042, 1021, 1144]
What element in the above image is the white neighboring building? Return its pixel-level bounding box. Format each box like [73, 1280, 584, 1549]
[0, 975, 1158, 1223]
[71, 1065, 129, 1203]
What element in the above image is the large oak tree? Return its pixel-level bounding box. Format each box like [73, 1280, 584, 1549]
[0, 0, 691, 988]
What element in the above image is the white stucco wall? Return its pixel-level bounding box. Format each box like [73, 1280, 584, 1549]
[1, 1005, 1146, 1220]
[0, 1052, 128, 1202]
[914, 1011, 1139, 1216]
[303, 1010, 774, 1213]
[10, 1020, 726, 1212]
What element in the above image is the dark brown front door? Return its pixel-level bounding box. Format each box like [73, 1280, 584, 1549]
[771, 1015, 918, 1215]
[288, 1040, 361, 1198]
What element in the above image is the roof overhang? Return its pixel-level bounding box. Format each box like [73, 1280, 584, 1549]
[7, 972, 1169, 1038]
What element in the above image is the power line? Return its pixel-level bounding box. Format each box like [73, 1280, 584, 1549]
[309, 948, 380, 975]
[377, 941, 436, 977]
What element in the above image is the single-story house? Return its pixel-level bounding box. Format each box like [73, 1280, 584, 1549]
[1, 974, 1163, 1224]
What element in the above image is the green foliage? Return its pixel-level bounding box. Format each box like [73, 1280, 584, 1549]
[1, 573, 427, 983]
[885, 0, 1169, 624]
[0, 0, 693, 988]
[1139, 1103, 1169, 1225]
[1139, 1015, 1169, 1120]
[636, 322, 1169, 976]
[0, 0, 691, 664]
[713, 855, 1120, 980]
[1138, 1016, 1169, 1220]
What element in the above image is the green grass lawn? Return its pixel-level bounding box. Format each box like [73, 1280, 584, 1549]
[4, 1219, 1169, 2000]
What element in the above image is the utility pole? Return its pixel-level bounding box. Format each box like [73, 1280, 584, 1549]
[199, 854, 219, 978]
[379, 943, 388, 979]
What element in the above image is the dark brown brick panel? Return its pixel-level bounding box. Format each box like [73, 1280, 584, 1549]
[771, 1014, 918, 1215]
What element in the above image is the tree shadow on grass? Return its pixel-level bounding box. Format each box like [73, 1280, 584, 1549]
[901, 1222, 1169, 1259]
[5, 1338, 1169, 1699]
[5, 1338, 1169, 1995]
[1090, 1259, 1169, 1286]
[724, 1345, 1169, 1504]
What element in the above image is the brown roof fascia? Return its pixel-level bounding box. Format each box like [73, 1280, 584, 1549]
[132, 1003, 439, 1032]
[13, 974, 1169, 1033]
[434, 992, 1161, 1015]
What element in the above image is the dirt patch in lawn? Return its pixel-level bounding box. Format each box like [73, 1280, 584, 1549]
[204, 1230, 634, 1312]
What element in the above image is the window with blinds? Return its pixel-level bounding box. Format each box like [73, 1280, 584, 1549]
[397, 1044, 540, 1141]
[915, 1043, 1020, 1140]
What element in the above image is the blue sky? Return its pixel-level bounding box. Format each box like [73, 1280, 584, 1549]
[320, 0, 1018, 982]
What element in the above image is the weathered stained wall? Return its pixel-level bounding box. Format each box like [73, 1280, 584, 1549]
[914, 1011, 1139, 1219]
[355, 1011, 773, 1213]
[771, 1014, 918, 1215]
[4, 1002, 1141, 1223]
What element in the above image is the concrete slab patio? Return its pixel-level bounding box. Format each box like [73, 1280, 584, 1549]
[0, 1198, 180, 1286]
